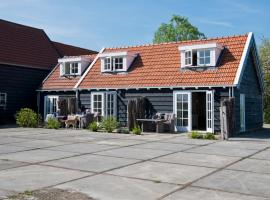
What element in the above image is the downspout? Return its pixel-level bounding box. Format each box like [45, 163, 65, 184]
[75, 90, 79, 113]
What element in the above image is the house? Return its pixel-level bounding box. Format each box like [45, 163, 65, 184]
[39, 33, 264, 133]
[0, 19, 97, 124]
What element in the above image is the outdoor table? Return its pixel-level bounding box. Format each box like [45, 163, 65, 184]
[136, 118, 166, 133]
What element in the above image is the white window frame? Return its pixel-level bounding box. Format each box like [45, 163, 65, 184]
[197, 49, 211, 66]
[0, 93, 7, 109]
[104, 57, 112, 71]
[113, 57, 124, 71]
[44, 95, 59, 119]
[184, 50, 192, 66]
[91, 92, 117, 117]
[61, 62, 80, 76]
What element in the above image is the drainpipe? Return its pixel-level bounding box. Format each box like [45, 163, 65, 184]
[75, 90, 79, 113]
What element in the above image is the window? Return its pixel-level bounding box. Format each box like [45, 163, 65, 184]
[102, 57, 125, 72]
[0, 93, 7, 109]
[185, 51, 192, 66]
[114, 57, 123, 70]
[61, 62, 80, 76]
[104, 57, 111, 71]
[198, 49, 211, 66]
[91, 92, 116, 117]
[71, 63, 78, 74]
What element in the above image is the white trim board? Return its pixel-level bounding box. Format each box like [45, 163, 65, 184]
[234, 32, 253, 87]
[74, 48, 105, 89]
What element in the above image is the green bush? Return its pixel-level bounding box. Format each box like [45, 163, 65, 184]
[101, 117, 119, 133]
[117, 127, 130, 134]
[15, 108, 38, 128]
[189, 131, 203, 139]
[88, 121, 99, 132]
[203, 132, 216, 140]
[45, 118, 60, 129]
[264, 110, 270, 124]
[132, 126, 141, 135]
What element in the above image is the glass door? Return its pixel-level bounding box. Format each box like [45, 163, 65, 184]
[105, 92, 117, 117]
[44, 96, 58, 118]
[206, 91, 214, 133]
[174, 92, 191, 132]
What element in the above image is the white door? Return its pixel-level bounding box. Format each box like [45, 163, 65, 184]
[105, 92, 117, 117]
[206, 91, 214, 133]
[44, 96, 58, 119]
[240, 94, 245, 132]
[174, 92, 191, 132]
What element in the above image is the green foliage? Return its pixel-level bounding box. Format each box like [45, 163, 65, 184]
[101, 117, 119, 133]
[45, 118, 60, 129]
[88, 121, 99, 132]
[15, 108, 38, 128]
[132, 126, 141, 135]
[260, 38, 270, 123]
[153, 15, 206, 44]
[189, 131, 203, 139]
[203, 132, 216, 140]
[117, 127, 130, 134]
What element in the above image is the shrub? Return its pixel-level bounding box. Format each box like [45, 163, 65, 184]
[264, 110, 270, 124]
[88, 121, 99, 132]
[189, 131, 203, 139]
[117, 127, 130, 134]
[203, 132, 216, 140]
[45, 118, 60, 129]
[101, 117, 119, 133]
[132, 126, 141, 135]
[15, 108, 38, 128]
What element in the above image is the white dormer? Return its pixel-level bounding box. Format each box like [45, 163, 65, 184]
[99, 51, 137, 73]
[178, 43, 223, 68]
[58, 56, 91, 76]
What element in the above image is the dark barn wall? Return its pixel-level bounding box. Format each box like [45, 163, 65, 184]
[234, 51, 263, 132]
[0, 64, 49, 124]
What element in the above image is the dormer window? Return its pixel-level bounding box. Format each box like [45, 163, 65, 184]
[179, 43, 223, 68]
[100, 51, 137, 73]
[58, 56, 92, 77]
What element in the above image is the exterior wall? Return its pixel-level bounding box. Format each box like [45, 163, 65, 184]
[0, 64, 49, 124]
[234, 51, 263, 132]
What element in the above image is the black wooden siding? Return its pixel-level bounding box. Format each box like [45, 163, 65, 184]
[0, 64, 49, 124]
[234, 51, 263, 132]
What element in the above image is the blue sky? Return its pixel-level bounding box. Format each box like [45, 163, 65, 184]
[0, 0, 269, 51]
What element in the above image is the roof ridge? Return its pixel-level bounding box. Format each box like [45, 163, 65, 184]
[105, 33, 249, 50]
[0, 18, 43, 31]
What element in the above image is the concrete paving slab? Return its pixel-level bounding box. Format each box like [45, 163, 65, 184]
[94, 138, 146, 146]
[185, 145, 258, 157]
[56, 174, 179, 200]
[193, 169, 270, 198]
[132, 142, 194, 152]
[164, 186, 269, 200]
[0, 165, 90, 192]
[9, 139, 72, 148]
[228, 158, 270, 174]
[163, 137, 216, 145]
[0, 149, 79, 163]
[44, 154, 139, 172]
[0, 189, 15, 199]
[108, 161, 215, 184]
[154, 152, 241, 168]
[0, 137, 31, 145]
[209, 141, 270, 150]
[0, 159, 28, 170]
[0, 144, 34, 154]
[251, 150, 270, 160]
[126, 134, 177, 141]
[46, 143, 118, 154]
[95, 147, 171, 160]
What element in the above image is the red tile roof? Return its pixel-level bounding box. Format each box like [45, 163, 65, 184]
[41, 55, 96, 90]
[0, 19, 97, 70]
[53, 41, 98, 57]
[78, 34, 248, 89]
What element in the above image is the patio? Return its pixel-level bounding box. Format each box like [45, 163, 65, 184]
[0, 126, 269, 199]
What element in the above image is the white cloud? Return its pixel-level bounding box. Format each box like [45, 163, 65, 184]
[199, 19, 234, 28]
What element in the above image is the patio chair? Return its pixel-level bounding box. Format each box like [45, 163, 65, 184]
[162, 113, 175, 132]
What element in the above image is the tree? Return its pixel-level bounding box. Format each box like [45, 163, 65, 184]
[259, 38, 270, 123]
[153, 15, 206, 44]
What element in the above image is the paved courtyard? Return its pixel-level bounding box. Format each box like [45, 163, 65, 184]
[0, 126, 270, 200]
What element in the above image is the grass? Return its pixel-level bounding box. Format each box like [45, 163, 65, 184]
[189, 131, 217, 140]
